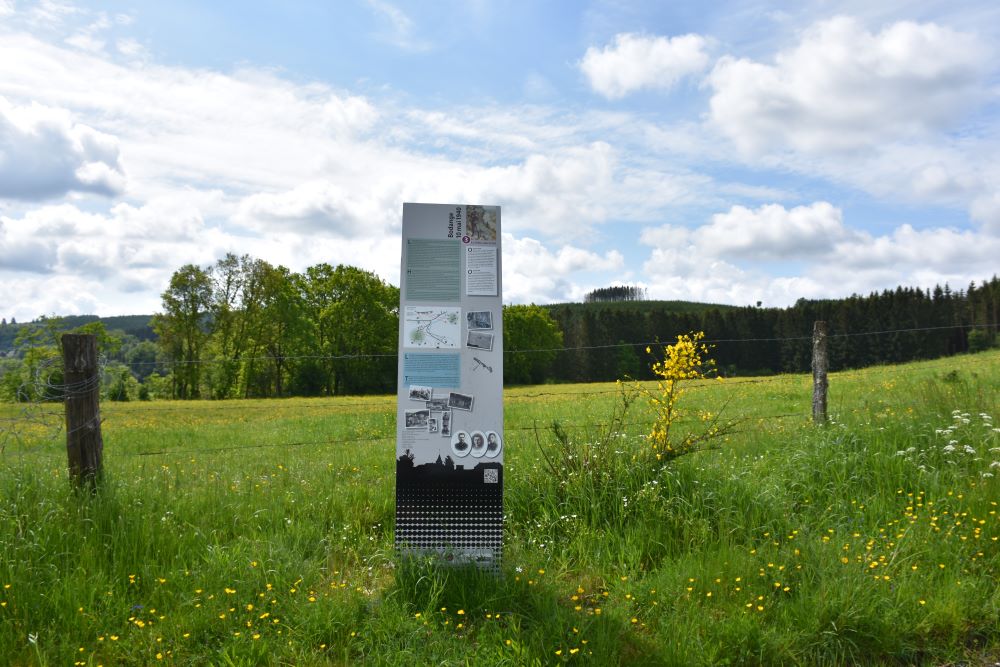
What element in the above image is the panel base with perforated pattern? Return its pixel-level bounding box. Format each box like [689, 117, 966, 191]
[395, 457, 503, 570]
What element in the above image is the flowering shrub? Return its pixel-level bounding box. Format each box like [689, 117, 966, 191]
[531, 329, 739, 530]
[630, 332, 734, 463]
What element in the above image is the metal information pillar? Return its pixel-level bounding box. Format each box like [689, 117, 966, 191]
[394, 203, 503, 568]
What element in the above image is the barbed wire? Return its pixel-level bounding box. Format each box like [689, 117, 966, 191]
[120, 411, 807, 459]
[1, 323, 996, 456]
[0, 353, 119, 453]
[73, 321, 995, 368]
[2, 349, 993, 422]
[0, 356, 63, 454]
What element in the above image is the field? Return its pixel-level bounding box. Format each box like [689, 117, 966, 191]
[1, 351, 999, 665]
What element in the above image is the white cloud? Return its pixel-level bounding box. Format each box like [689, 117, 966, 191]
[115, 37, 145, 58]
[232, 137, 702, 245]
[581, 32, 711, 99]
[707, 16, 990, 154]
[0, 197, 219, 280]
[0, 33, 385, 201]
[0, 31, 734, 243]
[0, 0, 15, 17]
[640, 202, 852, 261]
[641, 244, 773, 306]
[970, 192, 1000, 234]
[479, 142, 617, 233]
[1, 7, 995, 320]
[0, 218, 57, 272]
[365, 0, 430, 52]
[0, 96, 125, 200]
[28, 0, 79, 26]
[704, 201, 853, 259]
[321, 95, 379, 135]
[503, 233, 624, 304]
[831, 224, 1000, 275]
[0, 274, 104, 321]
[65, 30, 104, 52]
[0, 188, 412, 318]
[640, 201, 1000, 306]
[234, 181, 379, 237]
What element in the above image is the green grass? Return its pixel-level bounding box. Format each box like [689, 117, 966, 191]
[1, 351, 999, 665]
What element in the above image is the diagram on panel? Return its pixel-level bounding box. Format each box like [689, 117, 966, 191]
[404, 306, 461, 348]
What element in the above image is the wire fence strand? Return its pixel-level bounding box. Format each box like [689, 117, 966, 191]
[81, 321, 996, 368]
[2, 321, 997, 459]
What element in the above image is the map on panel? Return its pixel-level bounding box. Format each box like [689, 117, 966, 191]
[404, 306, 461, 348]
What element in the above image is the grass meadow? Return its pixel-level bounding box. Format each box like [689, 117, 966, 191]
[1, 350, 999, 665]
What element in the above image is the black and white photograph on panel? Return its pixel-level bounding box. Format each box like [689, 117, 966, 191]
[440, 410, 452, 436]
[425, 397, 449, 411]
[466, 331, 494, 351]
[405, 409, 430, 429]
[466, 310, 493, 330]
[470, 431, 487, 458]
[451, 430, 471, 457]
[408, 385, 433, 401]
[448, 391, 474, 411]
[428, 413, 440, 434]
[485, 431, 502, 458]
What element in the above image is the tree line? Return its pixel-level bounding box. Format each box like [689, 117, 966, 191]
[544, 278, 1000, 383]
[584, 285, 648, 303]
[0, 254, 566, 401]
[151, 254, 401, 399]
[1, 267, 996, 401]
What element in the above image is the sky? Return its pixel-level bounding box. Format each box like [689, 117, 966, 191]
[1, 0, 999, 321]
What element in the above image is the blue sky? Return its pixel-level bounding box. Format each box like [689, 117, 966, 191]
[1, 0, 999, 320]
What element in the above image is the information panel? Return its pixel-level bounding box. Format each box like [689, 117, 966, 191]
[395, 203, 503, 569]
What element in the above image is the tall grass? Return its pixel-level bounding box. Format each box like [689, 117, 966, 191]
[0, 351, 997, 665]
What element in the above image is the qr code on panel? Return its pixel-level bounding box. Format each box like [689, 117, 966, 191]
[483, 468, 498, 484]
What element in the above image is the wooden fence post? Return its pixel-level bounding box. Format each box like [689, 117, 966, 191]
[61, 333, 103, 488]
[812, 321, 828, 424]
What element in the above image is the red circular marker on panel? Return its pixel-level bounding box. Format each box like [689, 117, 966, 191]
[462, 235, 470, 243]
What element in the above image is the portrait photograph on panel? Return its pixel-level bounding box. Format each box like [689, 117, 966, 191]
[451, 430, 471, 457]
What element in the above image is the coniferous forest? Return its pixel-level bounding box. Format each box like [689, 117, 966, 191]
[545, 279, 1000, 382]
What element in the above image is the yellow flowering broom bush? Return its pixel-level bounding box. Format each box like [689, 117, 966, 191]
[631, 332, 736, 463]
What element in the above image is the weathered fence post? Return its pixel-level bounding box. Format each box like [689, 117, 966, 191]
[61, 333, 103, 488]
[811, 321, 828, 424]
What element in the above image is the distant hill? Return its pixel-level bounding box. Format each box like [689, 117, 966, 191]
[0, 314, 155, 353]
[0, 301, 733, 353]
[543, 299, 738, 316]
